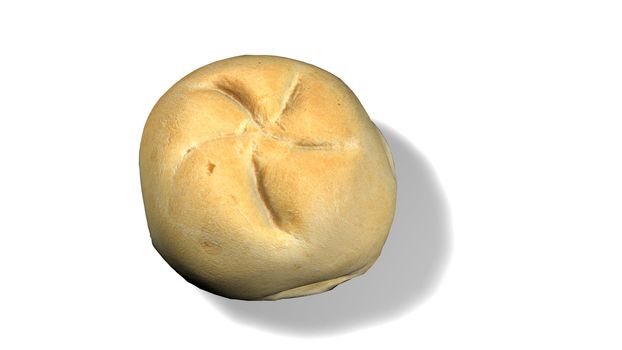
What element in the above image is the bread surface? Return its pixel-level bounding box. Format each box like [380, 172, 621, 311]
[140, 55, 396, 300]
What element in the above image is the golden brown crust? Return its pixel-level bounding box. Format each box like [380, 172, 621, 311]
[140, 55, 396, 300]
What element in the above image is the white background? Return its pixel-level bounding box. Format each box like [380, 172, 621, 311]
[1, 1, 621, 348]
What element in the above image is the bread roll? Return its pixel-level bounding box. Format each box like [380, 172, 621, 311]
[139, 55, 396, 300]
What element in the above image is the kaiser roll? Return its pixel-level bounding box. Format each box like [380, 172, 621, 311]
[139, 55, 396, 300]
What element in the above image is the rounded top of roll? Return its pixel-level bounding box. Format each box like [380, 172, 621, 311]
[140, 55, 396, 300]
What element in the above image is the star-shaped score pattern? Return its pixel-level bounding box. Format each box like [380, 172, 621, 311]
[173, 74, 357, 238]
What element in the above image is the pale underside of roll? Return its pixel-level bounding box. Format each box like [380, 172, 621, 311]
[140, 55, 396, 300]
